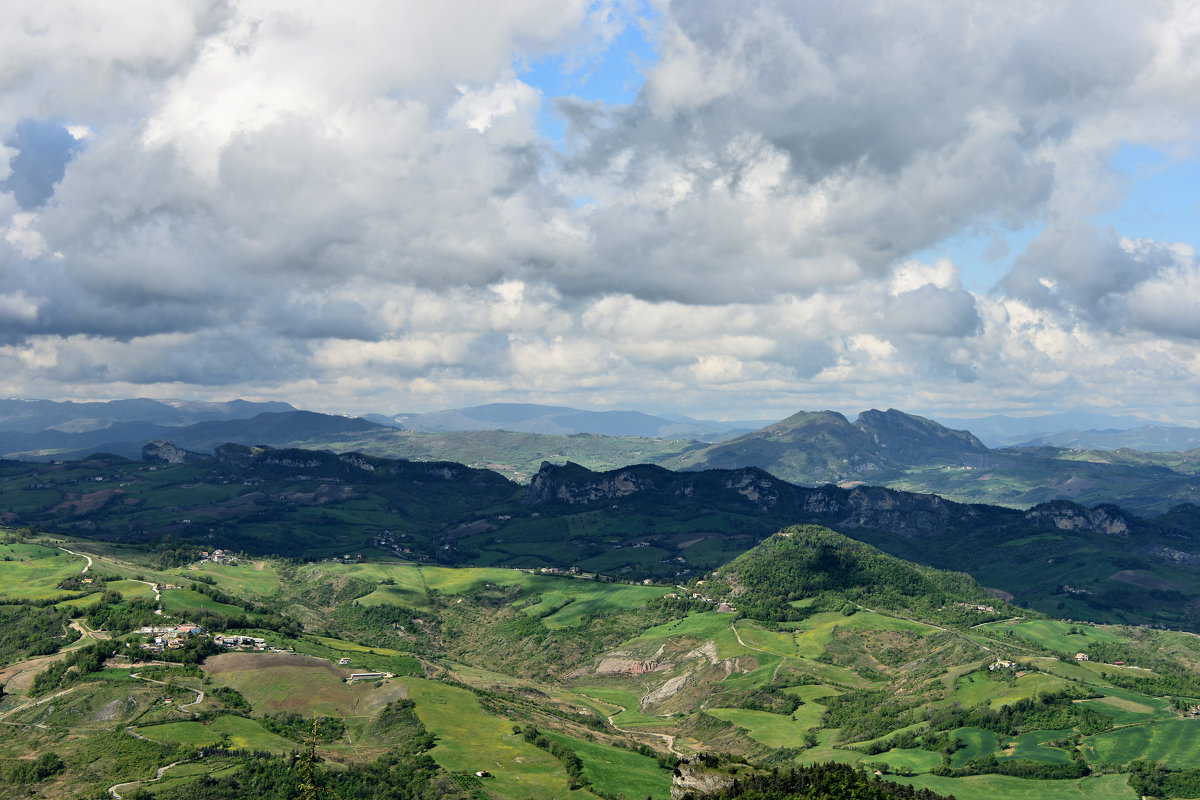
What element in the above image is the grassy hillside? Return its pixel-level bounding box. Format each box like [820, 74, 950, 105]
[4, 531, 1200, 798]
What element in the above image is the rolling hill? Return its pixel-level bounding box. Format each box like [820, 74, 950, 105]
[5, 526, 1200, 799]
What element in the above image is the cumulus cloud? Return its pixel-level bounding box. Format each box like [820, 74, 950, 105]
[0, 0, 1197, 421]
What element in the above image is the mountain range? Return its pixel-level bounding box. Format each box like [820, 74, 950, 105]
[364, 402, 773, 441]
[3, 400, 1200, 516]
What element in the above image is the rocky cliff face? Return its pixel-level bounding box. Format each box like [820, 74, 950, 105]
[523, 461, 663, 504]
[522, 461, 980, 539]
[1024, 501, 1131, 537]
[141, 440, 205, 464]
[671, 761, 735, 799]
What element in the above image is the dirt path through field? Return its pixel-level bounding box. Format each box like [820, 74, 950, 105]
[108, 758, 196, 799]
[128, 671, 204, 718]
[0, 685, 80, 723]
[576, 692, 681, 757]
[58, 546, 93, 573]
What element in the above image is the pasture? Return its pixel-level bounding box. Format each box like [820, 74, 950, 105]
[896, 772, 1135, 800]
[706, 707, 819, 748]
[1002, 730, 1074, 763]
[950, 727, 1002, 766]
[0, 542, 87, 601]
[160, 588, 246, 616]
[871, 747, 943, 774]
[183, 560, 281, 596]
[203, 652, 406, 719]
[1084, 719, 1200, 769]
[953, 670, 1068, 709]
[321, 561, 670, 629]
[406, 677, 591, 800]
[572, 686, 674, 728]
[136, 714, 298, 753]
[543, 731, 672, 800]
[978, 620, 1128, 655]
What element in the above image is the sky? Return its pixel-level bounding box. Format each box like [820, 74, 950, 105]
[0, 1, 1198, 424]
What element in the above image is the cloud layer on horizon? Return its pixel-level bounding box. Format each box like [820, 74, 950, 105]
[1, 0, 1198, 422]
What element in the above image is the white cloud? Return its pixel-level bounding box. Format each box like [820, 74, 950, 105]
[0, 1, 1196, 422]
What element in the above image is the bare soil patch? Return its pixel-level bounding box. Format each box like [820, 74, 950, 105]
[51, 488, 124, 515]
[204, 652, 348, 676]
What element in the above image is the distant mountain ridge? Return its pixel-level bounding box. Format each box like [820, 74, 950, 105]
[664, 408, 989, 484]
[1019, 424, 1200, 451]
[935, 410, 1174, 448]
[366, 402, 774, 441]
[0, 397, 296, 433]
[0, 409, 388, 461]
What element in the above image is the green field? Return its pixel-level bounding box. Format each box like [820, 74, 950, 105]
[0, 543, 88, 601]
[706, 707, 819, 748]
[1003, 729, 1074, 763]
[897, 772, 1136, 800]
[953, 670, 1068, 709]
[181, 560, 282, 596]
[406, 677, 590, 800]
[204, 652, 407, 719]
[543, 731, 672, 800]
[136, 714, 298, 753]
[950, 727, 1003, 766]
[296, 636, 424, 677]
[573, 686, 674, 728]
[978, 620, 1128, 655]
[870, 748, 943, 774]
[329, 561, 669, 629]
[1084, 719, 1200, 768]
[1078, 688, 1167, 725]
[160, 588, 247, 616]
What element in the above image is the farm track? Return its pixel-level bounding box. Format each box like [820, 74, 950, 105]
[108, 758, 197, 799]
[59, 546, 93, 574]
[129, 671, 204, 718]
[577, 692, 681, 757]
[0, 684, 81, 723]
[106, 672, 210, 797]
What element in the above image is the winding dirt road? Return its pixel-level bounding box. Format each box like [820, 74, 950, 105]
[108, 759, 194, 799]
[59, 545, 93, 573]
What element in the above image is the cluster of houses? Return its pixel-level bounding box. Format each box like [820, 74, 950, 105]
[955, 602, 997, 613]
[138, 623, 204, 652]
[989, 653, 1133, 671]
[664, 587, 737, 614]
[215, 634, 270, 650]
[137, 623, 287, 654]
[199, 549, 235, 565]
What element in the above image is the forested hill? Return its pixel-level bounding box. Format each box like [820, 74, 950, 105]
[708, 525, 1013, 623]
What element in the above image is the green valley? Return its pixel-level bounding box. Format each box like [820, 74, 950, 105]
[1, 525, 1199, 799]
